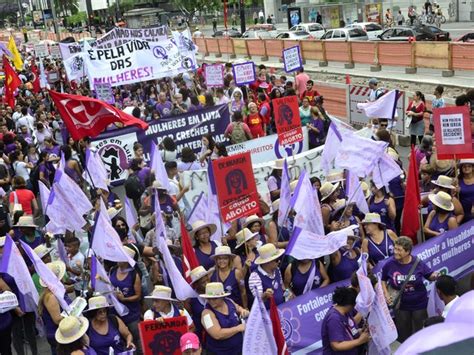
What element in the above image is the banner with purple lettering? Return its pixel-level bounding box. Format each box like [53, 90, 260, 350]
[278, 220, 474, 354]
[91, 105, 229, 184]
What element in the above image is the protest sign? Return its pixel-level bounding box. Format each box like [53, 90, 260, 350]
[433, 106, 473, 160]
[59, 42, 82, 61]
[92, 105, 229, 184]
[232, 61, 256, 86]
[49, 44, 61, 59]
[34, 43, 49, 58]
[283, 45, 303, 73]
[139, 316, 188, 355]
[204, 64, 224, 88]
[95, 25, 168, 48]
[64, 53, 86, 81]
[273, 96, 304, 146]
[94, 82, 114, 104]
[84, 39, 197, 89]
[278, 220, 474, 353]
[212, 152, 260, 222]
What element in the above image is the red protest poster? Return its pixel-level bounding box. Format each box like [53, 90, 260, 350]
[212, 152, 260, 222]
[139, 316, 188, 355]
[273, 96, 304, 146]
[433, 106, 473, 160]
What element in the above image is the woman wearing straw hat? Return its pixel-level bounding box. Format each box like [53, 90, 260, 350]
[423, 191, 458, 238]
[191, 220, 218, 270]
[242, 214, 267, 245]
[284, 256, 330, 297]
[320, 182, 341, 232]
[267, 159, 284, 202]
[55, 316, 96, 355]
[13, 215, 44, 249]
[248, 244, 287, 308]
[458, 159, 474, 222]
[210, 246, 247, 308]
[144, 285, 194, 328]
[109, 246, 142, 351]
[361, 213, 398, 266]
[234, 228, 261, 274]
[32, 243, 53, 292]
[266, 199, 292, 249]
[329, 200, 364, 238]
[200, 282, 248, 355]
[186, 266, 213, 342]
[368, 182, 396, 232]
[86, 295, 134, 355]
[39, 261, 72, 353]
[329, 235, 361, 282]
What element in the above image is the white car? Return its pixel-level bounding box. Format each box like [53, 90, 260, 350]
[276, 31, 312, 40]
[321, 28, 369, 41]
[345, 22, 383, 40]
[289, 23, 326, 39]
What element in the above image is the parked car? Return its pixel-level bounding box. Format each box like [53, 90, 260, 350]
[345, 22, 383, 40]
[377, 26, 449, 41]
[320, 28, 368, 41]
[415, 25, 450, 41]
[241, 30, 274, 39]
[289, 23, 326, 39]
[212, 29, 242, 38]
[456, 32, 474, 42]
[276, 31, 312, 39]
[245, 24, 279, 38]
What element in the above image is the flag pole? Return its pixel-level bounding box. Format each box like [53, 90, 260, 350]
[388, 89, 399, 137]
[338, 179, 363, 222]
[419, 207, 426, 243]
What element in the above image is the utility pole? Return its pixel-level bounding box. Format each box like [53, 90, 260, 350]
[46, 0, 60, 41]
[239, 0, 246, 34]
[17, 0, 26, 27]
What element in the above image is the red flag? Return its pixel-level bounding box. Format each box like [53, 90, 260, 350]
[269, 297, 289, 355]
[31, 59, 41, 93]
[2, 55, 21, 109]
[401, 145, 421, 244]
[180, 218, 200, 283]
[48, 89, 148, 140]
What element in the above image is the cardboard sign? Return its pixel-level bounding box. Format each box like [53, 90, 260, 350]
[273, 96, 304, 146]
[139, 316, 188, 355]
[282, 45, 303, 73]
[94, 82, 115, 104]
[212, 152, 260, 222]
[49, 44, 61, 59]
[204, 64, 224, 87]
[34, 43, 49, 58]
[433, 106, 473, 159]
[232, 61, 256, 86]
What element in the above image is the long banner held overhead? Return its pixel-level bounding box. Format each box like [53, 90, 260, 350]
[277, 220, 474, 354]
[84, 39, 197, 89]
[91, 105, 229, 184]
[95, 25, 168, 48]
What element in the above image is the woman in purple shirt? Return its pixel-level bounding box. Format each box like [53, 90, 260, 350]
[423, 191, 458, 238]
[284, 258, 330, 296]
[321, 287, 370, 354]
[361, 213, 398, 266]
[368, 183, 396, 232]
[307, 106, 326, 149]
[329, 235, 360, 282]
[56, 316, 97, 355]
[381, 237, 438, 342]
[191, 220, 219, 270]
[458, 159, 474, 222]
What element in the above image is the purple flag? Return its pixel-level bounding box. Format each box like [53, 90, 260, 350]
[85, 148, 109, 190]
[0, 43, 12, 57]
[46, 169, 92, 233]
[371, 152, 403, 189]
[124, 197, 138, 230]
[355, 253, 375, 317]
[38, 181, 50, 214]
[56, 238, 69, 264]
[427, 284, 445, 317]
[91, 256, 129, 317]
[0, 235, 39, 312]
[92, 200, 136, 267]
[157, 229, 197, 300]
[206, 168, 230, 241]
[20, 241, 71, 312]
[346, 171, 369, 214]
[150, 141, 171, 191]
[321, 123, 341, 174]
[278, 159, 291, 227]
[154, 194, 167, 241]
[290, 170, 324, 236]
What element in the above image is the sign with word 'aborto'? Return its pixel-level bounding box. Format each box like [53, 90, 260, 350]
[273, 96, 304, 146]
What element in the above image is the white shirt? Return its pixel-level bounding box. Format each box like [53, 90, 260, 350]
[442, 295, 459, 318]
[16, 114, 35, 133]
[13, 161, 30, 181]
[249, 266, 282, 298]
[144, 305, 193, 326]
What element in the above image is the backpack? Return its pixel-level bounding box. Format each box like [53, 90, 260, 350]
[230, 122, 247, 144]
[124, 173, 145, 200]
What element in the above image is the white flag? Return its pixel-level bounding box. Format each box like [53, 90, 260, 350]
[355, 253, 375, 317]
[243, 295, 278, 355]
[150, 141, 171, 191]
[371, 152, 403, 189]
[278, 159, 291, 227]
[357, 90, 399, 119]
[84, 148, 109, 190]
[346, 171, 369, 214]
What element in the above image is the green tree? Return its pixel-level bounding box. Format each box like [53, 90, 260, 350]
[53, 0, 79, 17]
[175, 0, 221, 22]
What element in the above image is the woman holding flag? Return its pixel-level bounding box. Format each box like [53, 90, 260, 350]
[191, 220, 219, 270]
[368, 183, 396, 232]
[284, 257, 330, 296]
[423, 191, 458, 238]
[361, 213, 398, 266]
[329, 235, 360, 282]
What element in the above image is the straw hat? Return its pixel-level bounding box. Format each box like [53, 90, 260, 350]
[361, 212, 385, 227]
[242, 214, 265, 229]
[55, 316, 89, 344]
[200, 282, 231, 299]
[145, 285, 177, 301]
[272, 159, 285, 170]
[429, 191, 454, 211]
[430, 154, 453, 172]
[211, 245, 236, 259]
[271, 199, 280, 213]
[333, 199, 347, 213]
[360, 181, 371, 199]
[431, 175, 455, 190]
[189, 220, 217, 239]
[123, 246, 137, 260]
[320, 182, 340, 202]
[107, 207, 123, 220]
[40, 261, 66, 287]
[255, 243, 285, 265]
[190, 266, 214, 285]
[326, 171, 345, 183]
[387, 147, 399, 161]
[235, 228, 259, 249]
[33, 244, 53, 259]
[85, 295, 112, 312]
[290, 180, 299, 193]
[0, 236, 5, 247]
[13, 216, 38, 228]
[459, 159, 474, 166]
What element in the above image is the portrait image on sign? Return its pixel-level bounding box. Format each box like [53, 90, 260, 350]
[273, 96, 304, 146]
[139, 316, 188, 355]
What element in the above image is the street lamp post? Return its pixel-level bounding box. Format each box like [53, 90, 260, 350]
[239, 0, 246, 34]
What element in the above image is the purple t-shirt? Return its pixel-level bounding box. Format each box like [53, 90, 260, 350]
[155, 101, 173, 117]
[309, 118, 325, 146]
[381, 257, 433, 311]
[321, 306, 360, 355]
[43, 145, 61, 158]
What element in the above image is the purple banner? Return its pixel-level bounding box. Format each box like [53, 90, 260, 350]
[278, 220, 474, 354]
